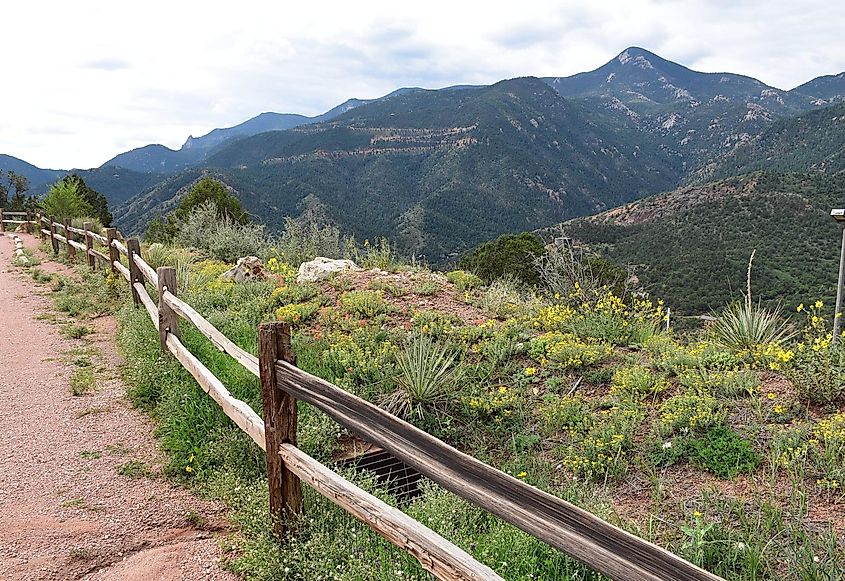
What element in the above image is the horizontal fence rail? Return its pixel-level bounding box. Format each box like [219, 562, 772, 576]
[23, 215, 724, 581]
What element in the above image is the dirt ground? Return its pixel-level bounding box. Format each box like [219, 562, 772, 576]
[0, 232, 238, 580]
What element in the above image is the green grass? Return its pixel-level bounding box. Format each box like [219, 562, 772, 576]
[69, 367, 96, 396]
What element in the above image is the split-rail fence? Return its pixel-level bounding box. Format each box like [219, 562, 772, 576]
[11, 212, 725, 581]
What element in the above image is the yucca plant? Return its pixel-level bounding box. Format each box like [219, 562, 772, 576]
[383, 334, 457, 420]
[712, 250, 795, 350]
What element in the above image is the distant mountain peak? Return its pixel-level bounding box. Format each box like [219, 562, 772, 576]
[616, 47, 656, 70]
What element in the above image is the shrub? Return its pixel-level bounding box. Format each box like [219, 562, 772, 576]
[688, 426, 760, 478]
[539, 394, 592, 434]
[609, 365, 668, 400]
[811, 412, 845, 492]
[785, 302, 845, 404]
[474, 275, 538, 319]
[176, 201, 271, 262]
[275, 300, 324, 326]
[384, 335, 457, 420]
[458, 232, 545, 286]
[657, 394, 725, 437]
[339, 290, 393, 318]
[41, 178, 94, 222]
[537, 287, 664, 347]
[356, 237, 403, 270]
[272, 213, 356, 267]
[678, 368, 758, 398]
[528, 332, 611, 371]
[534, 237, 628, 301]
[446, 270, 483, 291]
[560, 404, 644, 482]
[271, 283, 320, 306]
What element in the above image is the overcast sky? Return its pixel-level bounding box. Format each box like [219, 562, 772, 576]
[3, 0, 844, 169]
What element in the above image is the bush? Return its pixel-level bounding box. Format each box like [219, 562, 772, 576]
[41, 178, 94, 222]
[175, 201, 271, 262]
[271, 213, 356, 267]
[446, 270, 483, 291]
[339, 290, 393, 318]
[678, 368, 758, 398]
[534, 237, 627, 301]
[657, 394, 725, 437]
[536, 288, 664, 347]
[609, 365, 668, 400]
[539, 394, 592, 433]
[688, 426, 760, 478]
[528, 332, 611, 370]
[785, 302, 845, 404]
[458, 232, 545, 286]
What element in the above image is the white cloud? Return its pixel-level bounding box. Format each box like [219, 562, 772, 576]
[1, 0, 843, 169]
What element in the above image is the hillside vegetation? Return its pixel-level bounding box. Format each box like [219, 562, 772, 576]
[558, 172, 845, 314]
[23, 203, 845, 579]
[117, 77, 682, 261]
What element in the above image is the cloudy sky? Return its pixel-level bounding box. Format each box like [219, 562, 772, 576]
[3, 0, 844, 169]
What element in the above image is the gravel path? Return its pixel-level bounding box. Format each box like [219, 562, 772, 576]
[0, 233, 238, 581]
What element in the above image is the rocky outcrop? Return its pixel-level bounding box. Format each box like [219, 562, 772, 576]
[297, 257, 361, 283]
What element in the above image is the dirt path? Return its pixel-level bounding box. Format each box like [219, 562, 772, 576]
[0, 233, 238, 581]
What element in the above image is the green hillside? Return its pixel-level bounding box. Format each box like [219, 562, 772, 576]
[116, 77, 683, 261]
[558, 172, 845, 314]
[695, 103, 845, 182]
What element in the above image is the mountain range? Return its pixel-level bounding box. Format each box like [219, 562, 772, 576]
[3, 47, 845, 268]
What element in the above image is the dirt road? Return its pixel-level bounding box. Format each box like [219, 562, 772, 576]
[0, 232, 237, 580]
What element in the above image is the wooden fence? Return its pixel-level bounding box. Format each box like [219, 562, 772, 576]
[0, 209, 36, 233]
[26, 214, 724, 581]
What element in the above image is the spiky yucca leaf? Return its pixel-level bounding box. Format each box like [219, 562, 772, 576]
[712, 301, 795, 351]
[384, 334, 457, 420]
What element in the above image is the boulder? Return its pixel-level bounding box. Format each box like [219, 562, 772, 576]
[221, 256, 267, 283]
[297, 257, 361, 283]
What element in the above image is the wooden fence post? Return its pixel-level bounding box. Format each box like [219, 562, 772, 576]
[259, 322, 303, 537]
[25, 210, 32, 234]
[37, 214, 45, 241]
[157, 267, 180, 354]
[0, 208, 4, 233]
[83, 221, 95, 270]
[64, 219, 75, 260]
[126, 238, 142, 306]
[49, 215, 59, 254]
[106, 227, 119, 275]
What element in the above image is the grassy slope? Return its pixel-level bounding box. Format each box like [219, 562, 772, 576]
[26, 242, 845, 580]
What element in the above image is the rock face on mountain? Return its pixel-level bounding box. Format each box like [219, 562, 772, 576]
[543, 47, 822, 170]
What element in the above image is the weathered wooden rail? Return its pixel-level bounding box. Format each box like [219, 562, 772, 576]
[26, 214, 724, 581]
[0, 209, 36, 233]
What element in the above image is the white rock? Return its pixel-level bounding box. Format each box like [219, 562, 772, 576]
[297, 257, 361, 283]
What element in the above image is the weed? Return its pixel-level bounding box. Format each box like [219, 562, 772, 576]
[117, 460, 150, 479]
[688, 426, 760, 478]
[185, 510, 206, 528]
[609, 365, 668, 400]
[69, 367, 96, 396]
[80, 450, 102, 460]
[62, 324, 94, 339]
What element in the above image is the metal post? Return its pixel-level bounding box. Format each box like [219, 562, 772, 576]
[833, 227, 845, 346]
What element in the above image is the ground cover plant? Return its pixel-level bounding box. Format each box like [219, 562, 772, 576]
[26, 231, 845, 580]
